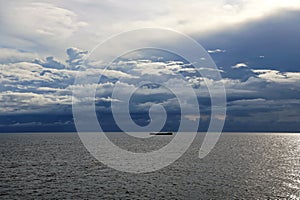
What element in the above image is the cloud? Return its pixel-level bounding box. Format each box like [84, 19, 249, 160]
[33, 56, 66, 69]
[232, 63, 248, 69]
[0, 48, 39, 64]
[207, 49, 226, 54]
[0, 120, 73, 128]
[1, 0, 300, 60]
[184, 114, 201, 121]
[131, 61, 176, 76]
[226, 98, 300, 123]
[200, 10, 300, 74]
[0, 91, 70, 113]
[97, 97, 121, 102]
[66, 47, 88, 70]
[83, 0, 300, 36]
[0, 45, 299, 131]
[0, 2, 87, 58]
[252, 69, 300, 83]
[1, 2, 87, 38]
[1, 1, 299, 131]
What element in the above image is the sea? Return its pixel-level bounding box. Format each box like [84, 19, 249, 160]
[0, 133, 299, 199]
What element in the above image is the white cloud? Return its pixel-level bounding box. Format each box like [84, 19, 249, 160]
[252, 69, 300, 83]
[207, 49, 226, 54]
[0, 2, 87, 58]
[89, 0, 300, 37]
[232, 63, 248, 69]
[34, 57, 66, 69]
[0, 91, 70, 113]
[97, 97, 121, 102]
[184, 114, 201, 121]
[229, 98, 267, 105]
[1, 0, 300, 58]
[131, 60, 176, 76]
[3, 2, 87, 38]
[66, 47, 88, 70]
[0, 62, 50, 83]
[0, 48, 39, 64]
[0, 61, 75, 85]
[0, 46, 299, 116]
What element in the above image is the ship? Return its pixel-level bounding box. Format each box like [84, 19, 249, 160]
[150, 132, 173, 135]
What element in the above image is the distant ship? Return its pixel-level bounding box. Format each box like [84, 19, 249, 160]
[150, 132, 173, 135]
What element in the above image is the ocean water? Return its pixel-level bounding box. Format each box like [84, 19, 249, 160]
[0, 133, 299, 199]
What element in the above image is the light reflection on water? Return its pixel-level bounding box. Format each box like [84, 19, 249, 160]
[0, 133, 299, 199]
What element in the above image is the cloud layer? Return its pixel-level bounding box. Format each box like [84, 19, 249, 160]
[0, 46, 299, 132]
[1, 0, 300, 58]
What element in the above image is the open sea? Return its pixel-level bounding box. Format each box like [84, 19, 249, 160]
[0, 133, 299, 199]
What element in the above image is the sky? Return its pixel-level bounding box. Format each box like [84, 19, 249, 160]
[0, 0, 300, 132]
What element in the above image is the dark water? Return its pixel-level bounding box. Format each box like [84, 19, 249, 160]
[0, 133, 299, 199]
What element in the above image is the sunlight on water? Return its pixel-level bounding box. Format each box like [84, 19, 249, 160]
[0, 133, 299, 199]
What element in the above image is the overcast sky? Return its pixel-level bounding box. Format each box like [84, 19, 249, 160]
[0, 0, 300, 132]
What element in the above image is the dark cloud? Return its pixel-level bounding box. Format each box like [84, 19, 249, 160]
[199, 10, 300, 75]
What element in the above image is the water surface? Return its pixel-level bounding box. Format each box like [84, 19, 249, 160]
[0, 133, 299, 199]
